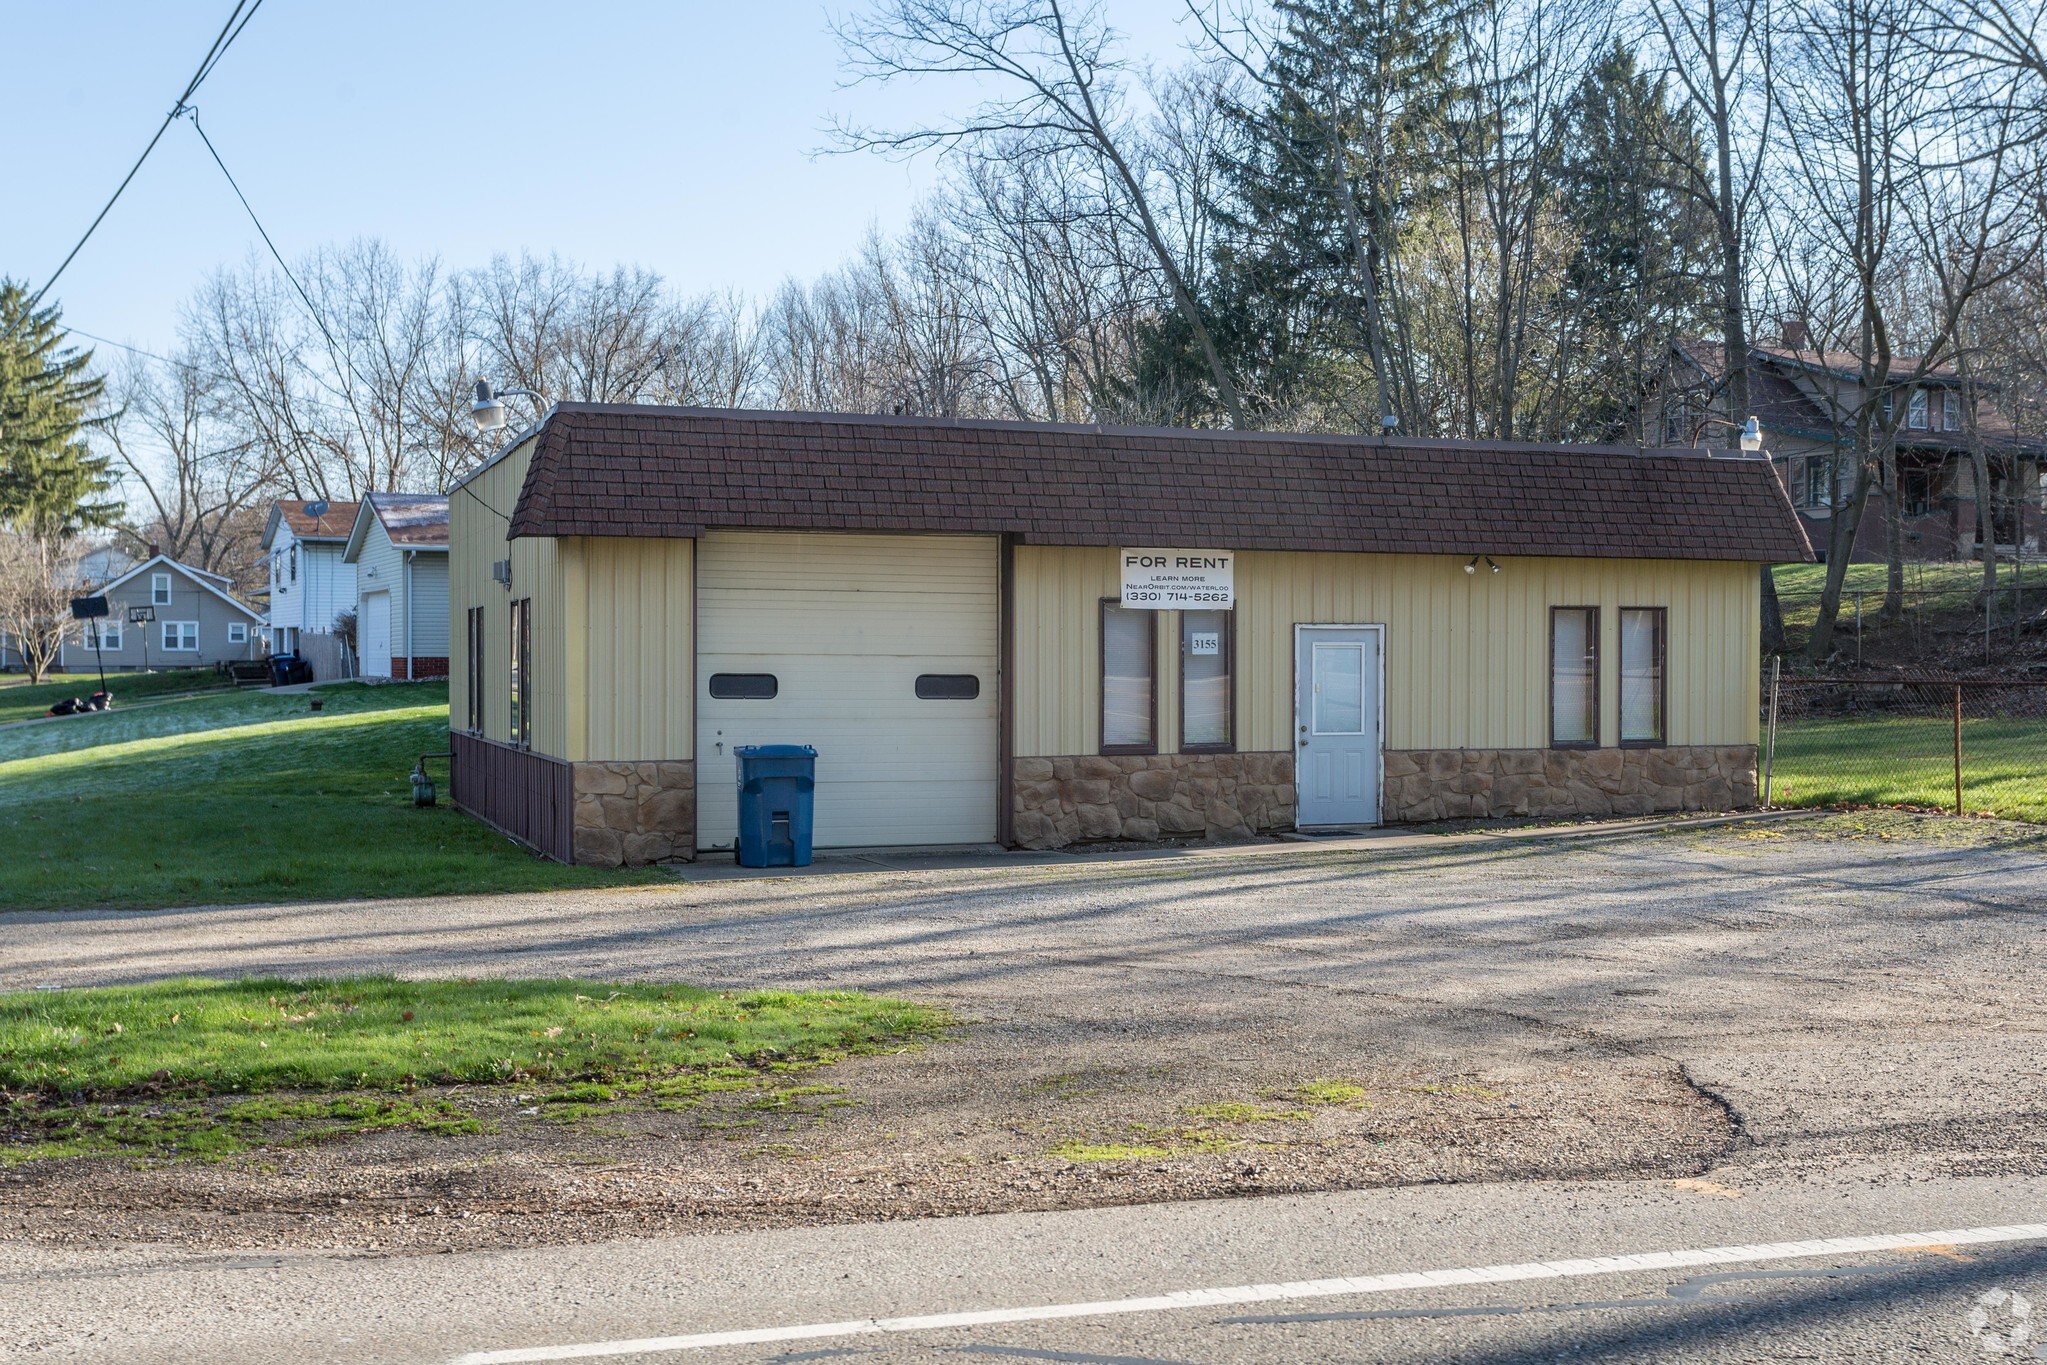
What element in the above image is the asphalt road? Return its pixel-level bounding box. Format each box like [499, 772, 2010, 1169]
[5, 1169, 2043, 1363]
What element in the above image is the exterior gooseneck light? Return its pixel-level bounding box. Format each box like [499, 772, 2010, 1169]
[1487, 556, 1502, 574]
[1464, 555, 1480, 575]
[471, 379, 548, 433]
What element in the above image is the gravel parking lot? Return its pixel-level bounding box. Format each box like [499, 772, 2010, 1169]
[2, 810, 2043, 1253]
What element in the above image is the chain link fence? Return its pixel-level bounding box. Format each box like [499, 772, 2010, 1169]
[1763, 675, 2047, 822]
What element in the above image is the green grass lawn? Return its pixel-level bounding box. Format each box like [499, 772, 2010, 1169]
[1770, 562, 1993, 597]
[1770, 715, 2047, 821]
[0, 682, 667, 910]
[0, 976, 948, 1162]
[0, 667, 230, 726]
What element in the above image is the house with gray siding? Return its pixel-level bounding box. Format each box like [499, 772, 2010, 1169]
[59, 554, 265, 672]
[342, 494, 450, 680]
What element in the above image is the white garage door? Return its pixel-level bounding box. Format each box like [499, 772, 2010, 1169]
[695, 531, 1000, 851]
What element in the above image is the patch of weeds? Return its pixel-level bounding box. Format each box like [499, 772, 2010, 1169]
[1048, 1121, 1242, 1164]
[1291, 1078, 1372, 1107]
[1028, 1072, 1103, 1099]
[1181, 1101, 1309, 1124]
[0, 1093, 478, 1164]
[542, 1083, 618, 1104]
[1407, 1081, 1504, 1100]
[1048, 1141, 1174, 1162]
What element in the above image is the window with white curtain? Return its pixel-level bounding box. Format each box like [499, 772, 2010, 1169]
[1550, 607, 1599, 747]
[1100, 602, 1156, 753]
[1619, 608, 1666, 746]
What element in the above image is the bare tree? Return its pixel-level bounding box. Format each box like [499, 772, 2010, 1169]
[0, 530, 82, 683]
[1775, 0, 2036, 654]
[104, 349, 275, 590]
[834, 0, 1251, 427]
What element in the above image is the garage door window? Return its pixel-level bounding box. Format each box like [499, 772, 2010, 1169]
[915, 674, 979, 700]
[1100, 601, 1156, 755]
[708, 673, 778, 699]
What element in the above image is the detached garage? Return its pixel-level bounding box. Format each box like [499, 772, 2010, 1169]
[445, 405, 1810, 866]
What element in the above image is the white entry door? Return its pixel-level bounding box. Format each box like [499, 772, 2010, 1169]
[1294, 625, 1382, 827]
[361, 591, 393, 678]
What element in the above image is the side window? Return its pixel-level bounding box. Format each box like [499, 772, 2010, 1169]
[1100, 601, 1157, 755]
[289, 545, 298, 583]
[709, 673, 779, 700]
[1179, 609, 1233, 751]
[508, 598, 531, 749]
[1907, 389, 1929, 430]
[1943, 391, 1962, 431]
[1550, 606, 1599, 748]
[467, 607, 485, 734]
[151, 573, 171, 606]
[1618, 608, 1666, 746]
[228, 622, 247, 644]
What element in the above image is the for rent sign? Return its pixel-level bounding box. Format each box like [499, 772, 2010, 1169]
[1120, 549, 1235, 609]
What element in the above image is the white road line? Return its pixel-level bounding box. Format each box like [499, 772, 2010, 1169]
[448, 1221, 2047, 1364]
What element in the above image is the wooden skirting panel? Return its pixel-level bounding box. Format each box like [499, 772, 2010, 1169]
[451, 731, 574, 863]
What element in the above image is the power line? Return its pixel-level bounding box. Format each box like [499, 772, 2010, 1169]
[29, 0, 265, 310]
[186, 110, 375, 399]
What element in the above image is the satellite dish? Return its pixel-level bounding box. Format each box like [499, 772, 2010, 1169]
[304, 499, 330, 521]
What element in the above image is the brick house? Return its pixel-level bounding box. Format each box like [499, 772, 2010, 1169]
[1648, 332, 2044, 562]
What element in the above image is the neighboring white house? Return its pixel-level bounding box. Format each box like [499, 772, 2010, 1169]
[262, 499, 360, 679]
[342, 494, 450, 680]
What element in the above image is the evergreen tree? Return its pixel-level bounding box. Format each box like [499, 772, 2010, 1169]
[1548, 44, 1717, 440]
[0, 281, 119, 539]
[1192, 0, 1466, 429]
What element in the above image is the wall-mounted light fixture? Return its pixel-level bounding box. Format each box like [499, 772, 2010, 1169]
[1486, 556, 1502, 574]
[471, 379, 549, 433]
[1464, 556, 1480, 575]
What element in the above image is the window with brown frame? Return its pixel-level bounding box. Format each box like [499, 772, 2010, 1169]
[1618, 607, 1666, 747]
[1549, 606, 1600, 748]
[1179, 609, 1234, 752]
[1099, 600, 1157, 754]
[466, 607, 485, 734]
[508, 598, 532, 750]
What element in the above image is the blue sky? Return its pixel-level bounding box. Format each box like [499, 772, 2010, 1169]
[5, 1, 1199, 360]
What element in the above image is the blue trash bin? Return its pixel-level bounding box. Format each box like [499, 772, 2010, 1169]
[734, 744, 817, 867]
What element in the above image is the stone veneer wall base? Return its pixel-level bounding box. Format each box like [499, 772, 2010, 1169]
[571, 760, 696, 867]
[1381, 745, 1758, 821]
[1012, 744, 1757, 849]
[1013, 752, 1295, 849]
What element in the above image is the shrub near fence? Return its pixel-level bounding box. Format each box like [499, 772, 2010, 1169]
[1763, 676, 2047, 822]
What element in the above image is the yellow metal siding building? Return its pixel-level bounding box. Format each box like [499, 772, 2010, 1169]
[447, 407, 1806, 865]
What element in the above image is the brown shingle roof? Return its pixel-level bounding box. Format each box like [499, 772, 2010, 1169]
[502, 406, 1813, 563]
[275, 499, 361, 541]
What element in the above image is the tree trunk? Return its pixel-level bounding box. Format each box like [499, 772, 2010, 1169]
[1881, 438, 1905, 621]
[1761, 565, 1786, 654]
[1809, 451, 1877, 661]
